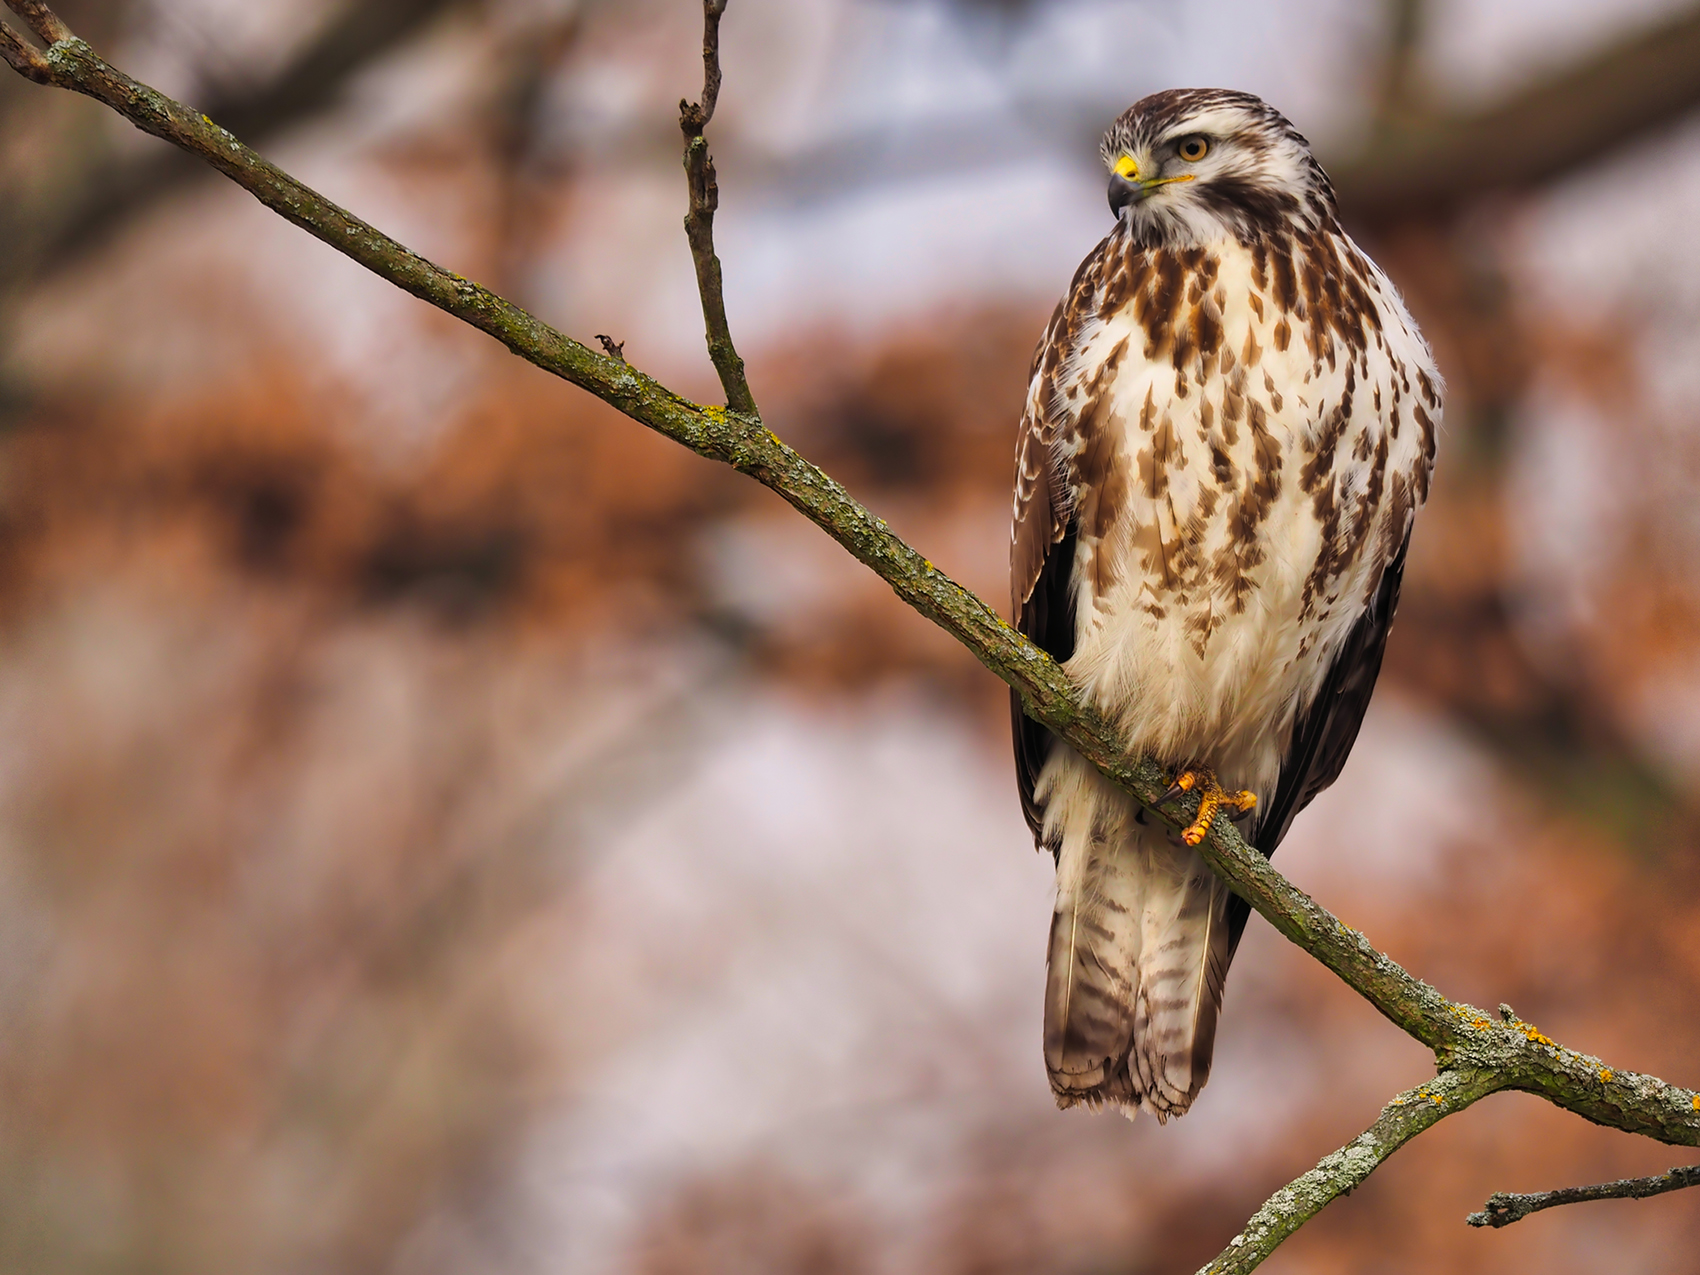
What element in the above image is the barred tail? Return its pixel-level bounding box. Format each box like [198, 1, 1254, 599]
[1042, 767, 1236, 1120]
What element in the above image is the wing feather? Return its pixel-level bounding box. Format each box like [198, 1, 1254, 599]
[1011, 297, 1083, 851]
[1225, 529, 1412, 947]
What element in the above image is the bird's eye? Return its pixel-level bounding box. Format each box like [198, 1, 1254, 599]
[1177, 136, 1210, 162]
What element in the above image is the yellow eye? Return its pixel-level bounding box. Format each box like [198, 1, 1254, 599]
[1177, 136, 1209, 162]
[1113, 154, 1138, 180]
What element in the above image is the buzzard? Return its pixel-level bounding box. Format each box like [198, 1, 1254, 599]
[1011, 90, 1440, 1120]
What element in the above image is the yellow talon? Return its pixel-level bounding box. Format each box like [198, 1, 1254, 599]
[1160, 766, 1257, 846]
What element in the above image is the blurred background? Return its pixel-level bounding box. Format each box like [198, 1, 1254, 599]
[3, 0, 1700, 1271]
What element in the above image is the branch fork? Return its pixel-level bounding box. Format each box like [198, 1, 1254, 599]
[0, 0, 63, 81]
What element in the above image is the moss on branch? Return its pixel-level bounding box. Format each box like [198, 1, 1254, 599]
[1198, 1067, 1503, 1275]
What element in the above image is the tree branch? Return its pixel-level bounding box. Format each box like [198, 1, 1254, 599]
[695, 0, 726, 123]
[1200, 1067, 1502, 1275]
[4, 0, 68, 45]
[678, 0, 757, 418]
[1467, 1164, 1700, 1229]
[6, 5, 1700, 1270]
[1190, 996, 1700, 1270]
[0, 18, 49, 82]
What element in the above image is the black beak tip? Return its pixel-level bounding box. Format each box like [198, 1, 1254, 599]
[1108, 173, 1138, 217]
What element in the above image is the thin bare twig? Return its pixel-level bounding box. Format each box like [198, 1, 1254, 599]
[697, 0, 726, 124]
[679, 0, 757, 418]
[3, 0, 68, 45]
[1468, 1164, 1700, 1229]
[5, 7, 1700, 1272]
[0, 19, 49, 80]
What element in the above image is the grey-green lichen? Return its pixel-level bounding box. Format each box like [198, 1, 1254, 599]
[8, 22, 1699, 1275]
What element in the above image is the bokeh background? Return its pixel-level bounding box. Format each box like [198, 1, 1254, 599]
[3, 1, 1700, 1271]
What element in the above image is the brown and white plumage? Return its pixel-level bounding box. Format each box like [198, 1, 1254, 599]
[1011, 89, 1440, 1120]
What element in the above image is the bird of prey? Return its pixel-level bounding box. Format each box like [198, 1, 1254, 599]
[1010, 89, 1440, 1120]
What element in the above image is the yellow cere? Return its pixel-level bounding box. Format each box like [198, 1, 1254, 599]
[1113, 154, 1138, 181]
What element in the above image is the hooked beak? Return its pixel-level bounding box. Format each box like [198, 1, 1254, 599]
[1108, 171, 1194, 217]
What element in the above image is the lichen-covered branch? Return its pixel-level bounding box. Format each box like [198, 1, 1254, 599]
[1193, 1001, 1700, 1271]
[0, 14, 1098, 844]
[6, 4, 1700, 1270]
[1199, 1067, 1502, 1275]
[678, 0, 757, 418]
[1468, 1163, 1700, 1229]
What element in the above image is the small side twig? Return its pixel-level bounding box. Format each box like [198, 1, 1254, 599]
[679, 0, 757, 418]
[595, 334, 625, 363]
[0, 19, 49, 80]
[1467, 1164, 1700, 1229]
[3, 0, 69, 45]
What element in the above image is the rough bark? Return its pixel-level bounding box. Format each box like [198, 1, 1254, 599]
[1468, 1164, 1700, 1229]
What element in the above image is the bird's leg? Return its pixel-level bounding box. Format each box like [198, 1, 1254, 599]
[1158, 766, 1257, 847]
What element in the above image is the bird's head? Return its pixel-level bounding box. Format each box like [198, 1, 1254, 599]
[1100, 89, 1333, 246]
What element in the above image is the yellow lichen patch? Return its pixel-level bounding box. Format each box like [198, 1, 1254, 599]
[1691, 1094, 1699, 1111]
[1598, 1069, 1614, 1083]
[1517, 1022, 1555, 1047]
